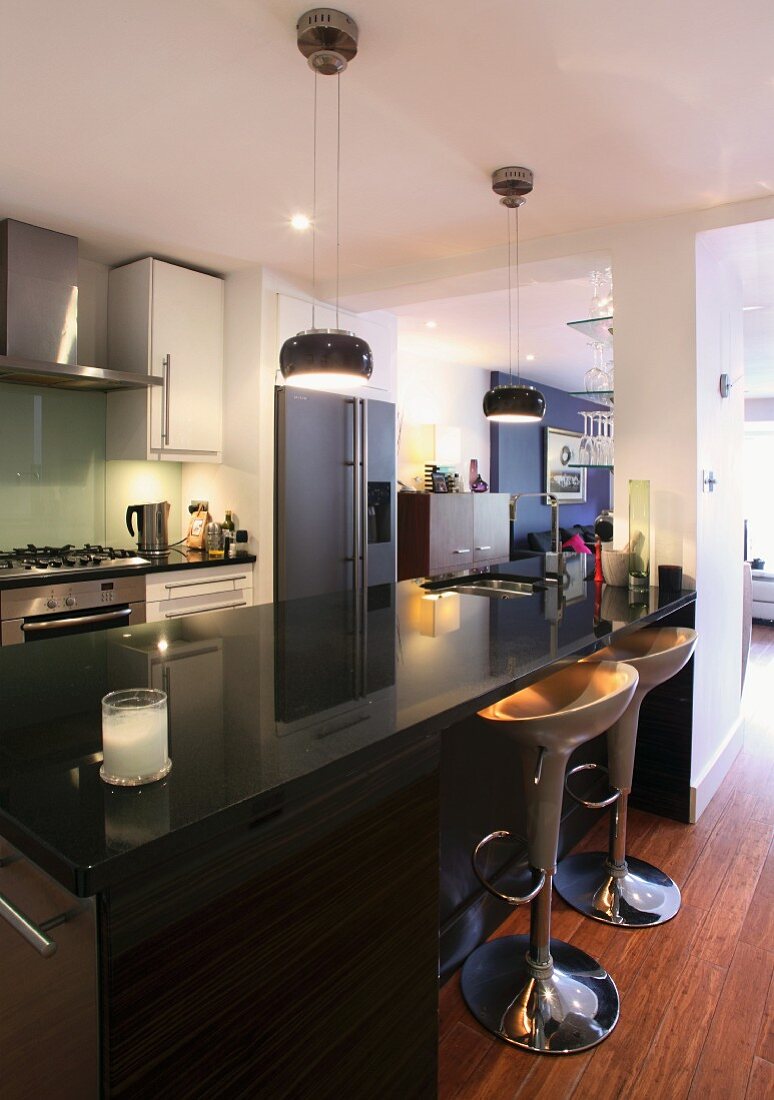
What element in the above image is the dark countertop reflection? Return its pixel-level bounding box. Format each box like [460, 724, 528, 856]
[0, 568, 695, 895]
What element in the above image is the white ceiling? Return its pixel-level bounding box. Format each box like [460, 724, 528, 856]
[2, 0, 774, 284]
[395, 264, 602, 391]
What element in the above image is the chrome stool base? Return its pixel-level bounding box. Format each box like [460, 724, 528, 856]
[553, 851, 681, 927]
[460, 935, 620, 1054]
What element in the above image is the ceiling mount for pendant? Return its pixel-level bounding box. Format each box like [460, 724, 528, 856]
[491, 166, 534, 208]
[297, 8, 359, 74]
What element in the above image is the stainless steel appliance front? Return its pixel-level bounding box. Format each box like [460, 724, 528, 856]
[275, 388, 396, 600]
[1, 573, 146, 645]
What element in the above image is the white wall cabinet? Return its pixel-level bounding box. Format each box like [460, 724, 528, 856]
[145, 564, 253, 622]
[106, 258, 224, 462]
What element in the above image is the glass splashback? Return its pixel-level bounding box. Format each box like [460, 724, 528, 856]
[0, 383, 106, 548]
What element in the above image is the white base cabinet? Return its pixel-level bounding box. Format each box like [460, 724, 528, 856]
[106, 258, 224, 463]
[145, 564, 253, 622]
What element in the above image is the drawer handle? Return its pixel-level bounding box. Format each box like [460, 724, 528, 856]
[164, 600, 247, 618]
[0, 890, 72, 957]
[475, 545, 492, 551]
[164, 574, 248, 591]
[452, 549, 471, 555]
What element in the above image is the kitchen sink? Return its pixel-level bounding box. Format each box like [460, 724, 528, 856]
[423, 577, 544, 599]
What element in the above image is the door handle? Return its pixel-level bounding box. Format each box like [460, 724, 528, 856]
[360, 398, 368, 592]
[162, 354, 171, 445]
[21, 608, 133, 633]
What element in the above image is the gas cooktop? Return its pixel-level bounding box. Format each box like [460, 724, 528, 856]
[0, 545, 150, 581]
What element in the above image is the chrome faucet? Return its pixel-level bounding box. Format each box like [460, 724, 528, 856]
[510, 492, 564, 579]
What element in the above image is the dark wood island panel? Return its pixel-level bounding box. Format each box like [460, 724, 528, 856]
[100, 736, 440, 1099]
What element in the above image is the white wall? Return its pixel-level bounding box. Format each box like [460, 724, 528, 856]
[397, 357, 491, 489]
[691, 235, 745, 818]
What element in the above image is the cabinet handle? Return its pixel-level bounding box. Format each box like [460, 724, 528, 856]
[164, 575, 248, 591]
[452, 548, 471, 555]
[162, 354, 171, 445]
[164, 600, 246, 618]
[21, 608, 132, 633]
[0, 890, 64, 957]
[475, 545, 492, 552]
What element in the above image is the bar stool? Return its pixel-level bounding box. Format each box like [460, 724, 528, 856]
[554, 626, 697, 927]
[461, 660, 639, 1054]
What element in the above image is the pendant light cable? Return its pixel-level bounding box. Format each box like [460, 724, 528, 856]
[515, 203, 520, 383]
[507, 205, 513, 382]
[336, 70, 341, 330]
[312, 71, 318, 329]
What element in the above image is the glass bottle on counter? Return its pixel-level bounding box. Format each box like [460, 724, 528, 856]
[222, 509, 235, 556]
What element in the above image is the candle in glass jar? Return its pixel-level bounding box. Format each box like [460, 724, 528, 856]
[101, 689, 171, 786]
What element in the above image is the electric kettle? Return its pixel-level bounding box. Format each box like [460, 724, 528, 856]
[126, 501, 171, 556]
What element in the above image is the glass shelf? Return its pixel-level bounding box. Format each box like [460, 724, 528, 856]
[568, 390, 614, 407]
[568, 464, 614, 470]
[566, 315, 614, 341]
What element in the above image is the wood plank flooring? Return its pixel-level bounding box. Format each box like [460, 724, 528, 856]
[439, 624, 774, 1099]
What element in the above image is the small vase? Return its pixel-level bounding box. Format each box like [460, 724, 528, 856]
[468, 459, 479, 491]
[628, 479, 650, 591]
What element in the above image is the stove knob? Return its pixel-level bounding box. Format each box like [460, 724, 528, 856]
[46, 598, 57, 609]
[65, 596, 76, 608]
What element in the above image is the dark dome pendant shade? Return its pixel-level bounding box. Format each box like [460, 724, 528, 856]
[280, 328, 373, 389]
[483, 383, 546, 422]
[279, 10, 374, 391]
[483, 167, 546, 424]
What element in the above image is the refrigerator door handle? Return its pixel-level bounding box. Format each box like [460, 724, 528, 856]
[349, 398, 360, 590]
[360, 398, 368, 593]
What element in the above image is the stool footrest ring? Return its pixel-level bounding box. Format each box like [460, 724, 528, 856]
[564, 763, 620, 810]
[472, 831, 546, 905]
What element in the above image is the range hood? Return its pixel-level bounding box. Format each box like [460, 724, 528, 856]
[0, 219, 161, 392]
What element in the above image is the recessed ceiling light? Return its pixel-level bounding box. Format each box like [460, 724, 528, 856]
[425, 320, 437, 329]
[290, 213, 311, 231]
[743, 305, 764, 311]
[525, 354, 535, 361]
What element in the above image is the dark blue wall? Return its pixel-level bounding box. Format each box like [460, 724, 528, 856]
[489, 372, 611, 550]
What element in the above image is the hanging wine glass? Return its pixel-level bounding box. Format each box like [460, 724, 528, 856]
[584, 342, 608, 392]
[578, 412, 593, 465]
[589, 270, 604, 318]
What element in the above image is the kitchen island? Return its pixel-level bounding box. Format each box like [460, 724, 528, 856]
[0, 567, 696, 1098]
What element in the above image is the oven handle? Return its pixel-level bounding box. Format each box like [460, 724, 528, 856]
[21, 608, 133, 633]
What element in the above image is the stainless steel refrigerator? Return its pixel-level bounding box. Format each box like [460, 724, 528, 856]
[275, 387, 396, 600]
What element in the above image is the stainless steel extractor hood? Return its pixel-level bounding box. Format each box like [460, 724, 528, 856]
[0, 219, 161, 392]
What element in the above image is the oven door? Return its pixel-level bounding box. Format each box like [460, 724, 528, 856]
[2, 600, 146, 646]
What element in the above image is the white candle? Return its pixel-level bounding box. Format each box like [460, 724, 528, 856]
[101, 689, 169, 785]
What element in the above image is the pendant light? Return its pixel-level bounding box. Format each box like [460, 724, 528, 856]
[280, 9, 373, 390]
[483, 167, 546, 422]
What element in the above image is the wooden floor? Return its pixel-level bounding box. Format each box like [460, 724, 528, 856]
[439, 625, 774, 1100]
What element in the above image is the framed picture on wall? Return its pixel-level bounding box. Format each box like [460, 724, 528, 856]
[545, 427, 587, 504]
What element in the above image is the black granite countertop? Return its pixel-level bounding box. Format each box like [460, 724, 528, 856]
[143, 547, 257, 573]
[0, 563, 695, 895]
